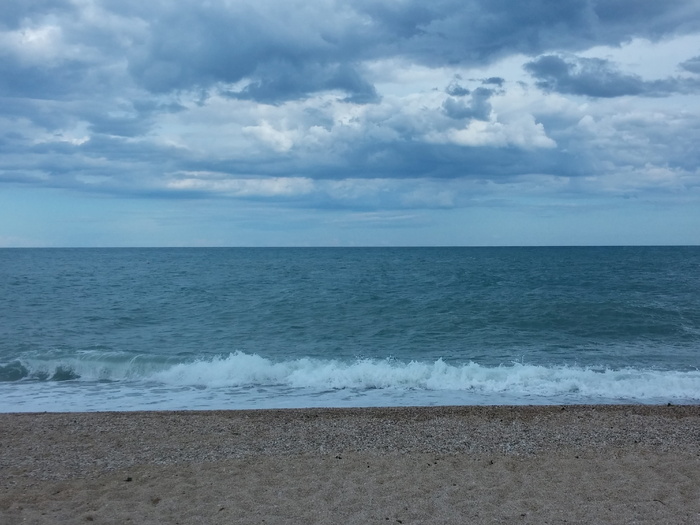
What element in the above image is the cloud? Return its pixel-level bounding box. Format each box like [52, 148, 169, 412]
[225, 62, 380, 105]
[525, 55, 646, 97]
[123, 1, 379, 101]
[7, 1, 697, 101]
[482, 77, 505, 87]
[442, 87, 493, 120]
[680, 55, 700, 74]
[524, 54, 700, 97]
[361, 0, 700, 65]
[166, 173, 315, 198]
[1, 0, 700, 221]
[4, 1, 700, 106]
[445, 80, 470, 97]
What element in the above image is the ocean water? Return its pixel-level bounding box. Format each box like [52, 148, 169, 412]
[0, 246, 698, 412]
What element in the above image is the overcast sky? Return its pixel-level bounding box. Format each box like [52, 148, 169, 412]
[2, 0, 700, 247]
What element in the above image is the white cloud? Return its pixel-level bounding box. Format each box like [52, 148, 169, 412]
[0, 25, 65, 64]
[167, 174, 314, 197]
[242, 120, 297, 153]
[426, 115, 556, 149]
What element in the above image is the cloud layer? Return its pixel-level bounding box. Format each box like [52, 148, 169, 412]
[2, 0, 700, 244]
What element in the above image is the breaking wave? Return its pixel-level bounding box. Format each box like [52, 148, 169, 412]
[3, 351, 699, 404]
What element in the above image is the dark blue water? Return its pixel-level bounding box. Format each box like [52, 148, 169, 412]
[1, 247, 698, 411]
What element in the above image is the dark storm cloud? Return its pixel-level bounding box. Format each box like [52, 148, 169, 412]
[525, 54, 700, 97]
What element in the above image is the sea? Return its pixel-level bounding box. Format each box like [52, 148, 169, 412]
[1, 246, 699, 412]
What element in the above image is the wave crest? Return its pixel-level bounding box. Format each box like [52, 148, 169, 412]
[5, 351, 699, 403]
[150, 352, 700, 401]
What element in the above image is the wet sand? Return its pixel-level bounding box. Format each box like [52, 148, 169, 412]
[1, 405, 699, 524]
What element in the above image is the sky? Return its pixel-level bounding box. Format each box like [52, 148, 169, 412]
[1, 0, 700, 247]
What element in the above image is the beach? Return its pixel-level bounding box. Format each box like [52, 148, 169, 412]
[1, 405, 699, 524]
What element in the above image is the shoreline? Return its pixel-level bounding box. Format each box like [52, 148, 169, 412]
[2, 405, 699, 524]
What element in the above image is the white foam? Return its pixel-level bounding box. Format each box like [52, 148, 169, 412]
[149, 351, 700, 402]
[18, 352, 174, 381]
[4, 351, 699, 412]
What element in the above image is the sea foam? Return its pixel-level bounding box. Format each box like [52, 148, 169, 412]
[6, 351, 699, 405]
[150, 351, 700, 402]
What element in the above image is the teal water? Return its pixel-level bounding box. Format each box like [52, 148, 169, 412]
[1, 247, 699, 411]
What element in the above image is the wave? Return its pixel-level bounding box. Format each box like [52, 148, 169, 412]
[2, 351, 699, 403]
[0, 352, 176, 382]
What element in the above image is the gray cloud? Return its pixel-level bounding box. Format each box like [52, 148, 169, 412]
[224, 62, 380, 105]
[0, 0, 75, 30]
[368, 0, 700, 65]
[1, 0, 700, 211]
[524, 55, 646, 97]
[12, 0, 694, 102]
[482, 77, 505, 87]
[442, 88, 493, 120]
[525, 54, 700, 97]
[681, 56, 700, 74]
[3, 1, 699, 105]
[446, 81, 470, 97]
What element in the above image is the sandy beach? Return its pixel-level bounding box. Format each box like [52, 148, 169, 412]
[1, 405, 699, 524]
